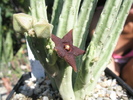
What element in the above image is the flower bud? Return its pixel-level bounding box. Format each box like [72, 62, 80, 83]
[33, 19, 53, 38]
[13, 13, 33, 32]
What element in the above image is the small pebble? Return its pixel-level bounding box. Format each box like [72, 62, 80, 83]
[110, 91, 116, 100]
[106, 79, 112, 86]
[122, 96, 129, 100]
[116, 85, 122, 91]
[27, 89, 33, 97]
[45, 80, 51, 85]
[111, 79, 117, 86]
[34, 88, 42, 95]
[43, 96, 49, 100]
[42, 89, 49, 96]
[93, 93, 98, 98]
[20, 90, 28, 96]
[116, 91, 123, 97]
[38, 78, 45, 84]
[97, 97, 103, 100]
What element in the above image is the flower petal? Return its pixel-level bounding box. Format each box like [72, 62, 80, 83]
[73, 46, 85, 56]
[62, 29, 73, 43]
[64, 54, 77, 72]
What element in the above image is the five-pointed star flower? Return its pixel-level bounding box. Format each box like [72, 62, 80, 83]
[51, 30, 85, 72]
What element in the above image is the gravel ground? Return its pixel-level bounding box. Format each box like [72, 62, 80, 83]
[88, 72, 133, 100]
[4, 72, 133, 100]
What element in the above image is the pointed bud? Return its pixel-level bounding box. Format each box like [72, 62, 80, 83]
[13, 13, 33, 32]
[33, 19, 53, 38]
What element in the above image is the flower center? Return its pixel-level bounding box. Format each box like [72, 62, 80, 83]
[64, 44, 71, 51]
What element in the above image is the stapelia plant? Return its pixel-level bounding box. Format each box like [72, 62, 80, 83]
[13, 0, 132, 99]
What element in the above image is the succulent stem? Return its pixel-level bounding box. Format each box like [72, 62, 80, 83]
[74, 0, 133, 99]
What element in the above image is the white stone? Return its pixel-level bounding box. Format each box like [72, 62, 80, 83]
[93, 93, 98, 98]
[43, 96, 49, 100]
[110, 91, 116, 100]
[111, 79, 117, 86]
[106, 79, 112, 86]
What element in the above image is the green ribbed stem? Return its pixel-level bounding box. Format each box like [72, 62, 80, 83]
[50, 0, 63, 35]
[74, 0, 132, 99]
[56, 0, 81, 38]
[73, 0, 98, 49]
[30, 0, 47, 20]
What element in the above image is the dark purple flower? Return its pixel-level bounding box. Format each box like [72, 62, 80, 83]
[51, 30, 85, 72]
